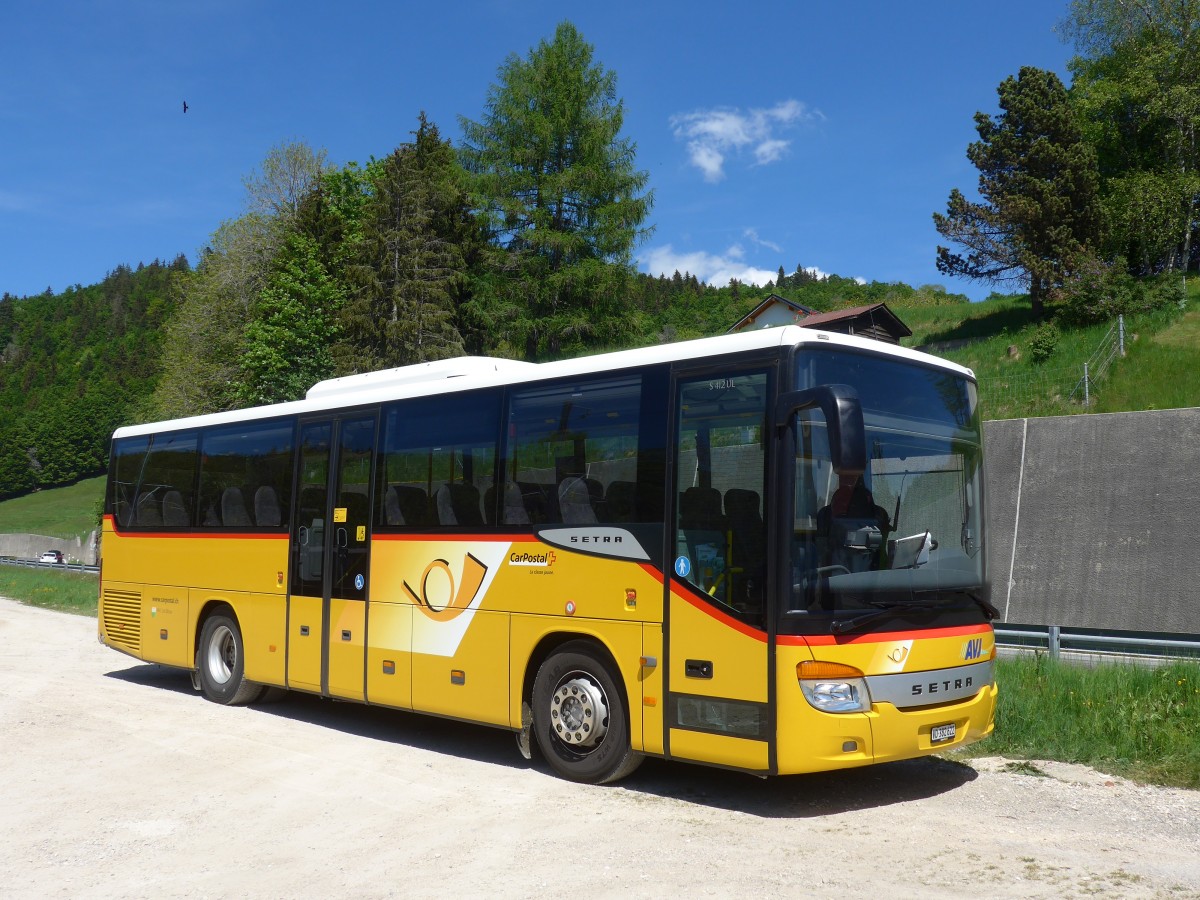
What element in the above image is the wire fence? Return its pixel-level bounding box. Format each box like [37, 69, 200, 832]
[980, 315, 1126, 415]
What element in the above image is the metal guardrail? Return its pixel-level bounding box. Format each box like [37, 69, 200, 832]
[995, 623, 1200, 662]
[0, 556, 99, 575]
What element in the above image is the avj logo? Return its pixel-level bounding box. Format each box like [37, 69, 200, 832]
[963, 638, 984, 660]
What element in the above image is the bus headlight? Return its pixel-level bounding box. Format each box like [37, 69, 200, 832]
[797, 661, 871, 713]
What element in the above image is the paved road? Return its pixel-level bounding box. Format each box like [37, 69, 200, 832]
[1, 597, 1198, 899]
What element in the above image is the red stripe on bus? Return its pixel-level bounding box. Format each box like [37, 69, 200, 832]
[637, 564, 768, 643]
[781, 622, 994, 647]
[372, 533, 540, 543]
[106, 530, 288, 540]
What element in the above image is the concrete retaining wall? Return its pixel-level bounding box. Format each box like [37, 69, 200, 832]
[984, 408, 1200, 633]
[0, 532, 97, 566]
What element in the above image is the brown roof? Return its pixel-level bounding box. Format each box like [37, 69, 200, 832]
[795, 303, 912, 339]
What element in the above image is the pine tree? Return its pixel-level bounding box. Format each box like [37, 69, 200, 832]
[237, 230, 343, 405]
[340, 114, 470, 370]
[934, 67, 1105, 318]
[460, 21, 652, 360]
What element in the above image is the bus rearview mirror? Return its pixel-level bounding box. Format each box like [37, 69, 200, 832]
[775, 384, 866, 476]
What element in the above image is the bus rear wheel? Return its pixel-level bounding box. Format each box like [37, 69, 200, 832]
[196, 612, 264, 706]
[532, 641, 642, 784]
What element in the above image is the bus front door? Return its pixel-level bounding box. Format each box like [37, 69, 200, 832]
[666, 369, 772, 773]
[287, 415, 377, 699]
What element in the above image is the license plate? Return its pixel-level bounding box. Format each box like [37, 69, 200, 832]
[931, 723, 956, 744]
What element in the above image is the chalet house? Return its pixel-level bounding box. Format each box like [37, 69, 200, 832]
[727, 293, 911, 345]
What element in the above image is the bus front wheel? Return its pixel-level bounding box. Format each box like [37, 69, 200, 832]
[196, 613, 264, 706]
[532, 641, 642, 784]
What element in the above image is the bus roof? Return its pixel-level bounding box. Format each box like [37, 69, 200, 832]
[113, 326, 976, 439]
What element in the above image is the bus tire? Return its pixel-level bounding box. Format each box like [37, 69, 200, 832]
[532, 641, 643, 784]
[196, 613, 264, 706]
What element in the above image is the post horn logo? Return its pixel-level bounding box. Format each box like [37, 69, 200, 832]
[403, 553, 488, 622]
[887, 646, 910, 664]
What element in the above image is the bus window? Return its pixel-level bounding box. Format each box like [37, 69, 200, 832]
[197, 420, 295, 529]
[507, 375, 656, 526]
[675, 372, 769, 620]
[377, 391, 500, 529]
[110, 436, 150, 528]
[111, 431, 199, 529]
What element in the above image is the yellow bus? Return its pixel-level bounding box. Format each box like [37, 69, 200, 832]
[99, 325, 996, 783]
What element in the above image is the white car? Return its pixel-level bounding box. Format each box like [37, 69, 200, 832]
[39, 550, 64, 564]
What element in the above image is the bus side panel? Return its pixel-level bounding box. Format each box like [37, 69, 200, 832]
[639, 624, 665, 755]
[668, 730, 769, 771]
[411, 608, 509, 726]
[287, 594, 323, 693]
[136, 585, 190, 668]
[102, 532, 290, 598]
[190, 589, 287, 687]
[509, 616, 645, 749]
[365, 599, 412, 709]
[327, 597, 366, 700]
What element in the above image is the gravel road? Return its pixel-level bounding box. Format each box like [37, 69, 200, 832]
[1, 597, 1198, 899]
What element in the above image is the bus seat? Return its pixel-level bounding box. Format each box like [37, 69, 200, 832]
[558, 476, 598, 525]
[221, 487, 252, 527]
[437, 483, 483, 526]
[384, 485, 427, 526]
[254, 486, 281, 527]
[680, 486, 724, 531]
[501, 481, 531, 525]
[135, 492, 163, 526]
[384, 486, 405, 525]
[162, 490, 189, 527]
[724, 488, 763, 536]
[605, 480, 637, 522]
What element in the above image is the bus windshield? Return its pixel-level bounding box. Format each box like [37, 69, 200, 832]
[788, 348, 985, 630]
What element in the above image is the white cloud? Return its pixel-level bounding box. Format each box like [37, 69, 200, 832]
[669, 99, 820, 182]
[743, 228, 781, 254]
[640, 243, 778, 288]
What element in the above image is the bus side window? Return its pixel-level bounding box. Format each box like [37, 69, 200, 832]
[376, 391, 500, 531]
[507, 375, 653, 527]
[198, 420, 295, 530]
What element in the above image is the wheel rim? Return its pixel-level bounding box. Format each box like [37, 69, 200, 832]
[205, 624, 236, 686]
[549, 670, 609, 750]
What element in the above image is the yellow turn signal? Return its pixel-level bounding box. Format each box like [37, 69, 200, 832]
[797, 660, 865, 681]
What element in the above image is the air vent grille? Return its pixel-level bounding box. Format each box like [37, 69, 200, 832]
[101, 589, 142, 655]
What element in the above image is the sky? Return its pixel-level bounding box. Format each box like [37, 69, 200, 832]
[0, 1, 1080, 302]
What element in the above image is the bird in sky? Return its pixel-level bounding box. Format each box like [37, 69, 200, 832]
[182, 101, 188, 113]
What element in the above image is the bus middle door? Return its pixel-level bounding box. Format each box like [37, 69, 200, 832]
[288, 414, 377, 699]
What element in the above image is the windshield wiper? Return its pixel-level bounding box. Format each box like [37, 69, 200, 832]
[830, 603, 938, 635]
[830, 588, 998, 638]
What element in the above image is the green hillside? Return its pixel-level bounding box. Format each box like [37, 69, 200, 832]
[0, 475, 105, 540]
[899, 278, 1200, 420]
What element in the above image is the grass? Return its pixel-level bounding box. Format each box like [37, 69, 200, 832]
[957, 654, 1200, 790]
[0, 475, 106, 540]
[0, 565, 98, 616]
[895, 277, 1200, 420]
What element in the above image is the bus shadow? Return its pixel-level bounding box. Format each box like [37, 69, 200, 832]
[104, 663, 527, 772]
[617, 755, 977, 818]
[105, 662, 195, 695]
[105, 663, 978, 816]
